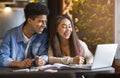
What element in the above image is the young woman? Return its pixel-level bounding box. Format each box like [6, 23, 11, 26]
[48, 15, 93, 65]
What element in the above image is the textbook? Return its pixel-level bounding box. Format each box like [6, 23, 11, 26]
[12, 63, 71, 72]
[31, 63, 75, 71]
[31, 63, 92, 71]
[12, 63, 91, 72]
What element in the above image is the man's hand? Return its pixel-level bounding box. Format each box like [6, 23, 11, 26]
[73, 56, 84, 64]
[35, 56, 46, 66]
[10, 58, 33, 68]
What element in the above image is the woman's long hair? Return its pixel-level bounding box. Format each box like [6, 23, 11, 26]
[49, 14, 82, 57]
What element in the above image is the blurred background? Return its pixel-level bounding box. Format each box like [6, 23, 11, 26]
[0, 0, 120, 72]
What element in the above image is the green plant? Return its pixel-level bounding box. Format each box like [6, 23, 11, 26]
[72, 0, 114, 53]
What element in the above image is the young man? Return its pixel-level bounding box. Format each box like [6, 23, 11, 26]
[0, 3, 49, 68]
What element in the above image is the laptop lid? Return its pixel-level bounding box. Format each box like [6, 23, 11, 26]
[91, 44, 118, 69]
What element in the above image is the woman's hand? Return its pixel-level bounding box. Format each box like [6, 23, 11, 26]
[35, 56, 46, 66]
[73, 56, 84, 64]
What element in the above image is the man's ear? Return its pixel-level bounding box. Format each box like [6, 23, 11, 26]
[28, 18, 33, 24]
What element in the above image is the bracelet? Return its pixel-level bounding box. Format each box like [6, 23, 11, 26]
[67, 57, 73, 64]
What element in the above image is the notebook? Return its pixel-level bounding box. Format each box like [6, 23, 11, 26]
[75, 44, 118, 69]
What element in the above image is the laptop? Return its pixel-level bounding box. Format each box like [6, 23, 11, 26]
[75, 44, 118, 69]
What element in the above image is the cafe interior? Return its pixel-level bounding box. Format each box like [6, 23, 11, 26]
[0, 0, 120, 78]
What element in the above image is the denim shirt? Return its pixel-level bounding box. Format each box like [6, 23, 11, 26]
[0, 23, 48, 67]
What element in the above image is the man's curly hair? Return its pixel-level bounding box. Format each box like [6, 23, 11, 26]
[24, 3, 49, 20]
